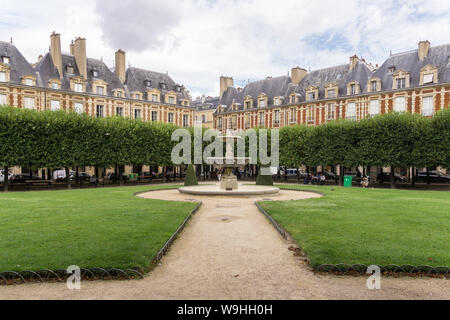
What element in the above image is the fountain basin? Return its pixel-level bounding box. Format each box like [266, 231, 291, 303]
[179, 184, 280, 196]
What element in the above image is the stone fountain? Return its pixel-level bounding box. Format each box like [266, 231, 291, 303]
[178, 131, 280, 196]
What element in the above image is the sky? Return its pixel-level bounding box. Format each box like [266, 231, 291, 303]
[1, 0, 449, 98]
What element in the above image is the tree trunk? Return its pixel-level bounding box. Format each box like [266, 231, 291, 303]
[390, 168, 396, 189]
[75, 166, 79, 185]
[426, 167, 431, 185]
[411, 167, 416, 188]
[297, 167, 300, 184]
[163, 166, 167, 183]
[3, 166, 9, 192]
[65, 167, 72, 190]
[338, 165, 344, 186]
[119, 165, 124, 186]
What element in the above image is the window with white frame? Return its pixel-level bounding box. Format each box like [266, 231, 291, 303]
[151, 111, 158, 122]
[24, 97, 35, 109]
[371, 81, 377, 92]
[152, 94, 158, 102]
[308, 92, 315, 101]
[183, 115, 189, 127]
[259, 99, 266, 108]
[202, 115, 206, 123]
[96, 86, 104, 95]
[274, 97, 281, 106]
[258, 112, 265, 126]
[134, 109, 141, 119]
[327, 89, 335, 98]
[168, 96, 175, 104]
[2, 56, 10, 64]
[0, 94, 6, 105]
[51, 82, 59, 90]
[74, 102, 83, 114]
[422, 96, 434, 116]
[274, 110, 280, 124]
[168, 112, 174, 123]
[423, 74, 434, 84]
[394, 96, 406, 112]
[327, 103, 335, 120]
[346, 102, 356, 120]
[116, 91, 122, 98]
[96, 105, 104, 118]
[308, 106, 315, 122]
[116, 106, 123, 116]
[397, 78, 406, 89]
[51, 100, 60, 111]
[74, 83, 83, 93]
[369, 99, 380, 116]
[25, 78, 33, 86]
[290, 108, 296, 123]
[218, 117, 223, 129]
[0, 72, 6, 82]
[350, 84, 356, 95]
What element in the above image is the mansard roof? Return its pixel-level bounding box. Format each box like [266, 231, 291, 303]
[371, 43, 450, 91]
[124, 67, 192, 106]
[220, 75, 291, 112]
[35, 53, 125, 95]
[193, 96, 220, 111]
[0, 41, 37, 84]
[289, 61, 373, 101]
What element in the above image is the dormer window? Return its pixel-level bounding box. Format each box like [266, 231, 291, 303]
[25, 78, 33, 86]
[175, 85, 181, 92]
[327, 89, 335, 98]
[308, 92, 315, 101]
[423, 74, 433, 84]
[350, 84, 356, 95]
[371, 80, 377, 92]
[151, 94, 159, 102]
[144, 80, 152, 87]
[74, 83, 83, 93]
[67, 65, 74, 74]
[96, 86, 104, 95]
[92, 70, 99, 78]
[388, 66, 396, 73]
[0, 72, 6, 82]
[397, 78, 406, 89]
[52, 82, 59, 89]
[159, 82, 167, 90]
[245, 101, 251, 109]
[259, 99, 266, 108]
[168, 96, 175, 104]
[2, 56, 10, 64]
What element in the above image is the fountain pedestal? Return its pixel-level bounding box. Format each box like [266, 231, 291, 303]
[221, 168, 238, 191]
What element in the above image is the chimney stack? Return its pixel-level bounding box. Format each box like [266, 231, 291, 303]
[50, 32, 63, 77]
[73, 37, 87, 80]
[220, 76, 234, 98]
[349, 55, 359, 71]
[70, 40, 74, 55]
[115, 49, 126, 83]
[291, 67, 307, 85]
[418, 40, 430, 61]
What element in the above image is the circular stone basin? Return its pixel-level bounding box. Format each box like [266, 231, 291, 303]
[178, 184, 280, 196]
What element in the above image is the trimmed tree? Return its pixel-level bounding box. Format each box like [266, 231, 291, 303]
[184, 164, 198, 186]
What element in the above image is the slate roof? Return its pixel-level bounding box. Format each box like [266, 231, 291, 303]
[193, 96, 220, 111]
[371, 43, 450, 91]
[35, 53, 125, 95]
[125, 67, 191, 106]
[0, 41, 37, 84]
[220, 75, 291, 112]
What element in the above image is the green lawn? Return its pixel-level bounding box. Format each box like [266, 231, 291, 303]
[0, 185, 196, 272]
[260, 185, 450, 267]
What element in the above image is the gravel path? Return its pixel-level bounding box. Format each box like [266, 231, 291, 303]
[0, 188, 448, 300]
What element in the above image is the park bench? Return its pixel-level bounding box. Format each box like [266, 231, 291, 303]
[25, 180, 52, 190]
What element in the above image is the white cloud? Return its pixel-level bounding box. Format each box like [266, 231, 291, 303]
[0, 0, 449, 97]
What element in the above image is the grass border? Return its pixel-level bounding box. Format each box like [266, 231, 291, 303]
[1, 187, 202, 286]
[256, 187, 450, 279]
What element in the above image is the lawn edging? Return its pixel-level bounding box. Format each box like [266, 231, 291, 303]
[256, 187, 450, 279]
[0, 188, 202, 286]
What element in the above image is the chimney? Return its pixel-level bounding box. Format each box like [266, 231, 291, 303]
[73, 37, 87, 79]
[291, 67, 307, 85]
[115, 49, 126, 83]
[220, 76, 234, 98]
[349, 55, 359, 71]
[418, 40, 430, 61]
[70, 40, 74, 55]
[50, 32, 63, 77]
